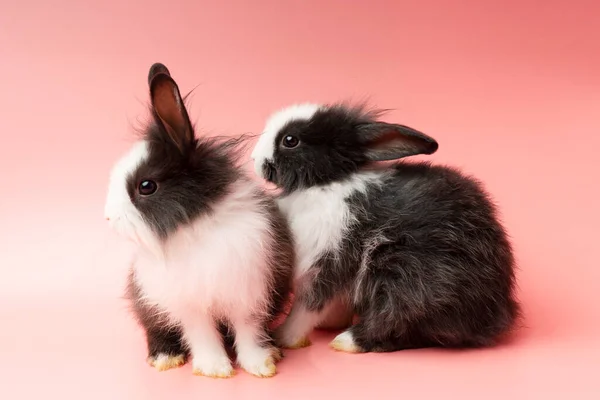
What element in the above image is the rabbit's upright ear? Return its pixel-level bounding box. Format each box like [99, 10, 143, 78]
[148, 63, 194, 153]
[358, 122, 438, 161]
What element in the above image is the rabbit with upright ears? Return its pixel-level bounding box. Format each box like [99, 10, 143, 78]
[251, 103, 520, 353]
[104, 63, 294, 378]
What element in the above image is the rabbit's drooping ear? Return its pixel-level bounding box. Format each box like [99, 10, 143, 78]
[148, 63, 194, 153]
[359, 122, 438, 161]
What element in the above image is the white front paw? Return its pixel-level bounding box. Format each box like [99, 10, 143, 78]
[237, 346, 279, 378]
[192, 355, 234, 378]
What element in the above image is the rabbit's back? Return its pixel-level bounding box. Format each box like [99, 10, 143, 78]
[347, 162, 520, 345]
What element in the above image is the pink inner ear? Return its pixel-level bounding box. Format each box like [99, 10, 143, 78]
[152, 79, 186, 133]
[368, 130, 417, 155]
[368, 128, 428, 154]
[369, 130, 403, 148]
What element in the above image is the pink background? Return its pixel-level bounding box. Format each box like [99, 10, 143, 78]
[1, 0, 599, 398]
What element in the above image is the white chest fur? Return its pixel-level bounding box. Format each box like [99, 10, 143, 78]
[133, 180, 273, 322]
[277, 171, 384, 279]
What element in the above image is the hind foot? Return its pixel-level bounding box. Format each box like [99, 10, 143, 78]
[329, 331, 364, 353]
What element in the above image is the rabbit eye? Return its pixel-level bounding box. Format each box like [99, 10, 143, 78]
[138, 180, 158, 196]
[282, 135, 299, 148]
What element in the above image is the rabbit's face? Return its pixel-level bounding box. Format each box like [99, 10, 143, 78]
[104, 136, 219, 250]
[252, 103, 439, 194]
[252, 103, 438, 194]
[251, 103, 375, 194]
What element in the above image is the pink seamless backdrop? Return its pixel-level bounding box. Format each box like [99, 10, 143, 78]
[1, 0, 599, 398]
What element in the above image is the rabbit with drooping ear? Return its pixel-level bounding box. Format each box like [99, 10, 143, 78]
[251, 103, 520, 353]
[104, 63, 294, 378]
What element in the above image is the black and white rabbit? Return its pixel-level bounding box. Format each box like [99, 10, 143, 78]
[251, 103, 520, 353]
[104, 63, 294, 377]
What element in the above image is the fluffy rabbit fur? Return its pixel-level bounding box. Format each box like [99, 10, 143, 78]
[104, 63, 294, 378]
[251, 103, 520, 353]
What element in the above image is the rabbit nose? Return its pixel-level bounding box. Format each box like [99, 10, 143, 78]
[263, 162, 277, 183]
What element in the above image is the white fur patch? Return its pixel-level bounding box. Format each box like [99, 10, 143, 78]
[192, 353, 234, 378]
[183, 311, 235, 378]
[132, 178, 274, 321]
[277, 171, 384, 280]
[251, 103, 321, 179]
[330, 330, 361, 353]
[104, 140, 159, 251]
[234, 317, 277, 377]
